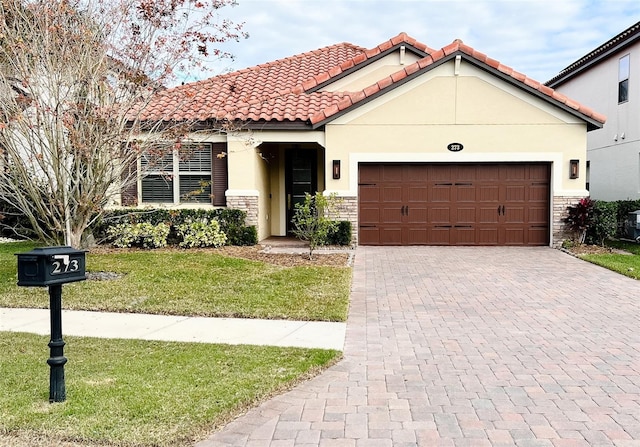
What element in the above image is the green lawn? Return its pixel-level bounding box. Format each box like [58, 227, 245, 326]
[578, 240, 640, 280]
[1, 241, 350, 446]
[2, 242, 351, 321]
[1, 332, 340, 446]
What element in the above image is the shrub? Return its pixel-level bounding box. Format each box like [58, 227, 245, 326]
[107, 222, 170, 248]
[93, 208, 256, 246]
[232, 225, 258, 246]
[586, 201, 618, 246]
[326, 221, 352, 246]
[291, 193, 342, 259]
[564, 197, 594, 244]
[176, 219, 227, 248]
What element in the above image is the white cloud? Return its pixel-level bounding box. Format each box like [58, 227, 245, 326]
[187, 0, 640, 84]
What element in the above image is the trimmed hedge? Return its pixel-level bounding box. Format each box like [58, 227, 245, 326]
[92, 208, 257, 246]
[325, 220, 352, 246]
[584, 199, 640, 245]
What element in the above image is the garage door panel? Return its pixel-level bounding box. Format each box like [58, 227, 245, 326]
[505, 185, 526, 201]
[530, 184, 549, 201]
[431, 166, 453, 181]
[479, 185, 500, 202]
[528, 227, 549, 245]
[382, 165, 403, 182]
[431, 207, 451, 224]
[477, 228, 499, 244]
[359, 227, 380, 245]
[479, 207, 499, 223]
[504, 165, 527, 180]
[454, 228, 476, 244]
[383, 186, 402, 202]
[359, 165, 381, 183]
[407, 186, 428, 202]
[358, 163, 549, 246]
[359, 207, 380, 225]
[407, 228, 429, 245]
[505, 207, 525, 224]
[382, 207, 402, 223]
[380, 228, 402, 245]
[456, 186, 476, 202]
[529, 164, 550, 180]
[406, 165, 429, 181]
[359, 186, 381, 203]
[457, 207, 476, 223]
[504, 228, 525, 245]
[429, 228, 452, 245]
[455, 165, 477, 181]
[477, 166, 500, 180]
[407, 207, 428, 224]
[432, 186, 452, 202]
[528, 207, 548, 225]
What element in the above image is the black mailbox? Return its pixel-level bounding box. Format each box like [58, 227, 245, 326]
[16, 246, 86, 287]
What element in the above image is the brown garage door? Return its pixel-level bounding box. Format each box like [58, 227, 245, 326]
[358, 163, 550, 246]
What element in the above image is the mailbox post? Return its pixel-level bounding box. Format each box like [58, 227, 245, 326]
[16, 246, 86, 403]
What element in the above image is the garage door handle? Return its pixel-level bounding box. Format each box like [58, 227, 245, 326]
[406, 205, 409, 216]
[497, 205, 505, 215]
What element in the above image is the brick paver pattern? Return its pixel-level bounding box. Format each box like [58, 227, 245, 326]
[199, 247, 640, 447]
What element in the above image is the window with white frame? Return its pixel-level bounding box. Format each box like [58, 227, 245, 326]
[619, 54, 630, 103]
[140, 143, 227, 205]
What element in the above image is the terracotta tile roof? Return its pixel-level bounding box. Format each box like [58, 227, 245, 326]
[140, 41, 366, 122]
[140, 33, 606, 129]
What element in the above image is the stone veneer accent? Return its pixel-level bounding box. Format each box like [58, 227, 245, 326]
[552, 195, 586, 247]
[226, 195, 259, 227]
[334, 196, 358, 245]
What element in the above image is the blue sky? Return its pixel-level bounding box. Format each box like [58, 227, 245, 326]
[187, 0, 640, 85]
[188, 0, 640, 82]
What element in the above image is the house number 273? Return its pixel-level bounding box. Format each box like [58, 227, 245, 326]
[51, 255, 79, 275]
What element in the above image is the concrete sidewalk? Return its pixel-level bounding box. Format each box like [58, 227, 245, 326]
[0, 308, 346, 350]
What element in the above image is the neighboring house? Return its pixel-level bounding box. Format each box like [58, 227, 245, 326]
[130, 33, 605, 247]
[547, 21, 639, 201]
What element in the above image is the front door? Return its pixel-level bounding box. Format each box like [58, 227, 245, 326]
[286, 149, 317, 233]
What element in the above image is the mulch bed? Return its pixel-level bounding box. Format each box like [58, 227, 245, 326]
[563, 244, 632, 256]
[88, 244, 352, 268]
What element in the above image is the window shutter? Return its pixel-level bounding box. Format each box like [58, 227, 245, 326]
[211, 143, 228, 206]
[120, 159, 138, 206]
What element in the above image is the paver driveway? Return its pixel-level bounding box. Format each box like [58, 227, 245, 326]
[199, 247, 640, 447]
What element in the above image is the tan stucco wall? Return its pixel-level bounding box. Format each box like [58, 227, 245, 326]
[323, 60, 589, 198]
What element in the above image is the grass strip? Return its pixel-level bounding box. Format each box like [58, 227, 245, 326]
[1, 331, 340, 446]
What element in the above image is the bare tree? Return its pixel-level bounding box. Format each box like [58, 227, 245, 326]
[0, 0, 245, 247]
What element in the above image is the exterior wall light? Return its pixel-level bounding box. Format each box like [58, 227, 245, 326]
[332, 160, 341, 179]
[570, 159, 579, 179]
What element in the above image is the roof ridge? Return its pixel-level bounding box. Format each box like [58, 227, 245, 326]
[298, 32, 435, 92]
[310, 39, 606, 126]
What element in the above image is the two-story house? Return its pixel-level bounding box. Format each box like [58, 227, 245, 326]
[547, 21, 640, 200]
